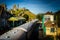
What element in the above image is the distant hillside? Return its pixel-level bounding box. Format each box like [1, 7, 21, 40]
[9, 8, 36, 20]
[18, 8, 36, 19]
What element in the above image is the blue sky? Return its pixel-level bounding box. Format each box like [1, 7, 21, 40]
[0, 0, 60, 14]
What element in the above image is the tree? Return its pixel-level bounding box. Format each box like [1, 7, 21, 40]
[0, 4, 13, 30]
[54, 10, 60, 27]
[36, 14, 43, 21]
[23, 14, 29, 21]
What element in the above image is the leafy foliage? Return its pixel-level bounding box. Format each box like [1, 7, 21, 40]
[54, 10, 60, 27]
[23, 14, 29, 21]
[36, 14, 43, 20]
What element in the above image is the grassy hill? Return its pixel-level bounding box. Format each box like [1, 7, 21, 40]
[24, 10, 36, 19]
[9, 8, 36, 21]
